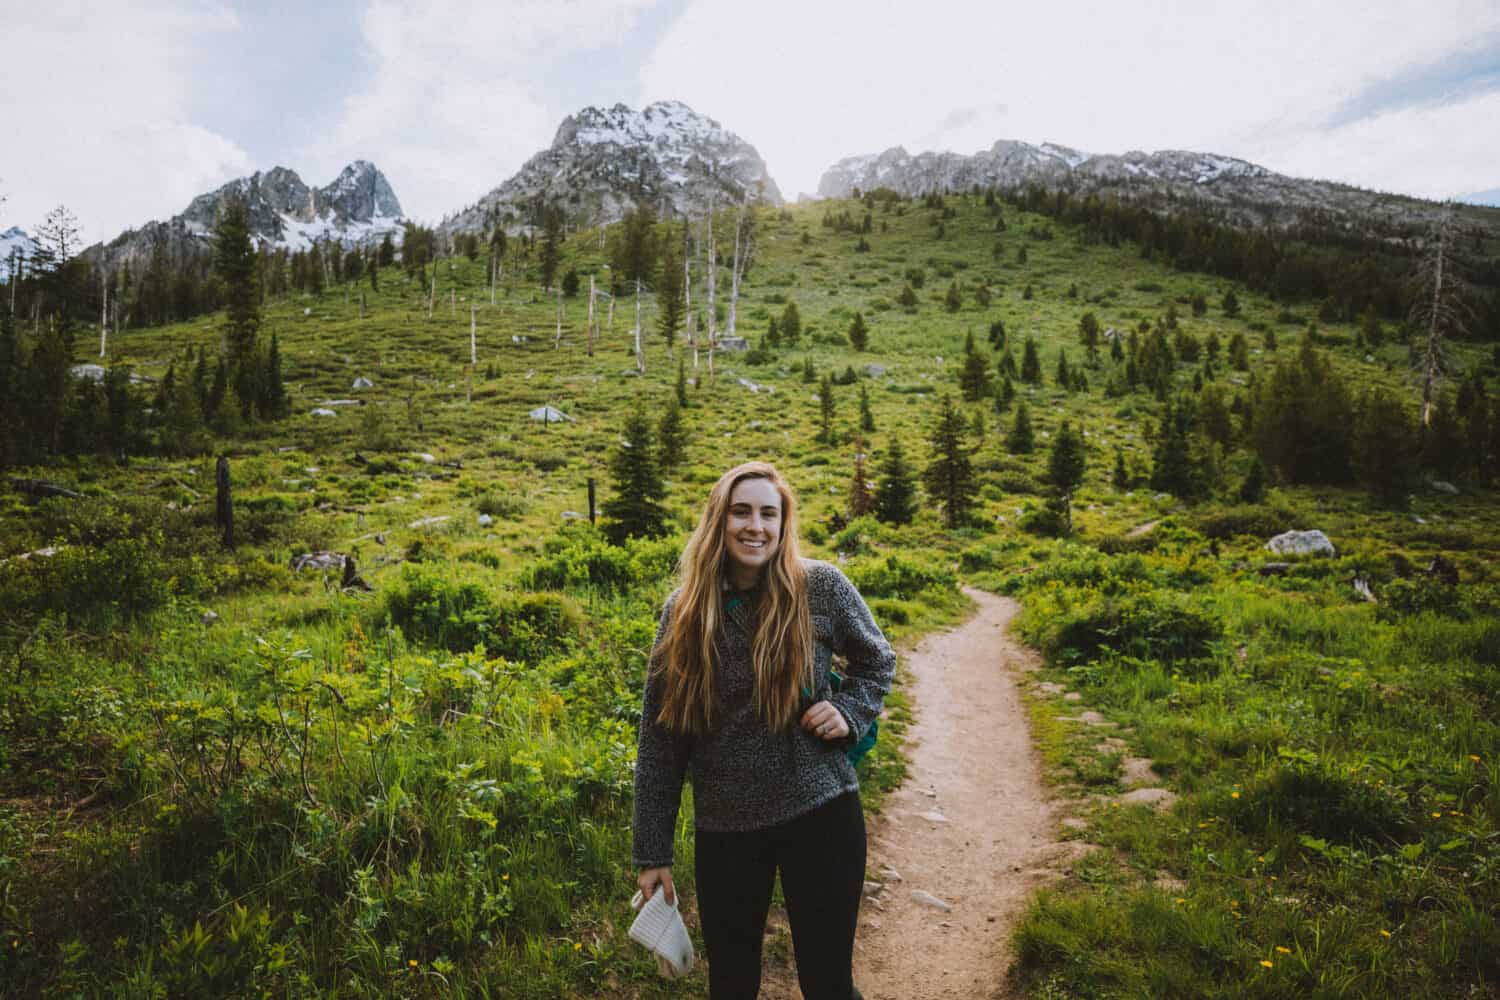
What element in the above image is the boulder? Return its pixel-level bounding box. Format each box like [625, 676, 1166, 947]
[718, 336, 749, 352]
[352, 376, 374, 389]
[1264, 529, 1336, 557]
[864, 363, 887, 377]
[1429, 480, 1460, 495]
[289, 551, 345, 572]
[528, 405, 573, 422]
[311, 408, 337, 417]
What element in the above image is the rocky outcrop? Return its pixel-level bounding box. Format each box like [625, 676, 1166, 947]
[818, 140, 1500, 240]
[439, 101, 781, 238]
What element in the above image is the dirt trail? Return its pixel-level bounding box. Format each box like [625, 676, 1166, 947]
[762, 588, 1068, 1000]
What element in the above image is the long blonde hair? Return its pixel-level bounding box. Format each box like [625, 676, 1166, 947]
[652, 462, 812, 735]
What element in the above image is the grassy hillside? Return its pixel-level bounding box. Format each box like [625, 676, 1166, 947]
[1, 190, 1497, 997]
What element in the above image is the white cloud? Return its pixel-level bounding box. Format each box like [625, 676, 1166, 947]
[306, 0, 662, 223]
[639, 0, 1500, 200]
[0, 3, 252, 244]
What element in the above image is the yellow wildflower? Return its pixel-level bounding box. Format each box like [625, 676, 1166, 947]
[1231, 791, 1241, 800]
[1380, 929, 1392, 938]
[408, 960, 418, 968]
[1276, 946, 1291, 954]
[1260, 960, 1274, 969]
[1174, 898, 1186, 904]
[574, 942, 583, 951]
[1431, 812, 1442, 819]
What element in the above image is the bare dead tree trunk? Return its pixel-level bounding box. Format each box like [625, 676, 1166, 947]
[99, 271, 108, 358]
[490, 256, 497, 305]
[634, 277, 645, 374]
[706, 196, 717, 377]
[728, 200, 750, 337]
[555, 286, 563, 349]
[684, 222, 696, 371]
[608, 294, 615, 339]
[1411, 205, 1470, 427]
[450, 288, 455, 317]
[587, 275, 596, 357]
[428, 261, 436, 319]
[470, 305, 477, 364]
[1421, 227, 1446, 427]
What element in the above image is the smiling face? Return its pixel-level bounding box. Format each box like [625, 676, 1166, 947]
[723, 475, 784, 590]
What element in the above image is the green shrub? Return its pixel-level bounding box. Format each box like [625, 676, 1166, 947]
[1039, 592, 1222, 665]
[1193, 505, 1296, 540]
[846, 552, 956, 601]
[1377, 578, 1463, 621]
[1226, 761, 1414, 844]
[379, 565, 583, 659]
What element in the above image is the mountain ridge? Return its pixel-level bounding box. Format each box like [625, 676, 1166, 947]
[818, 140, 1500, 240]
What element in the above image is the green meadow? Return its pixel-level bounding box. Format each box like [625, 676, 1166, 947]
[1, 190, 1497, 997]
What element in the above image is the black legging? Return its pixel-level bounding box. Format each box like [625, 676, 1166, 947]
[694, 791, 866, 1000]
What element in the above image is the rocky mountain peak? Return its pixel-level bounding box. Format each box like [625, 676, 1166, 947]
[440, 100, 781, 239]
[90, 162, 405, 272]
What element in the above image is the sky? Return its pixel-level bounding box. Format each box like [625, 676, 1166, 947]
[3, 0, 1499, 246]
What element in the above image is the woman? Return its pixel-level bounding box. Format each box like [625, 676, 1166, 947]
[632, 461, 895, 1000]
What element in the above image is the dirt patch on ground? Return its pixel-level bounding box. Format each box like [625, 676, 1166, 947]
[759, 588, 1071, 999]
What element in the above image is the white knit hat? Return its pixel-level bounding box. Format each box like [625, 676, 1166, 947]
[630, 889, 696, 979]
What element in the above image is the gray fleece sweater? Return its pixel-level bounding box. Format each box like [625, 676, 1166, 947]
[632, 559, 896, 868]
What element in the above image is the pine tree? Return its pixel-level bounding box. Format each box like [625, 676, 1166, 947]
[945, 281, 962, 313]
[818, 374, 836, 443]
[658, 395, 686, 471]
[1227, 332, 1249, 370]
[602, 412, 670, 544]
[1352, 387, 1417, 503]
[848, 311, 869, 351]
[1150, 397, 1206, 498]
[875, 438, 918, 525]
[998, 346, 1017, 381]
[1112, 446, 1129, 489]
[958, 331, 991, 401]
[781, 301, 802, 346]
[214, 197, 260, 366]
[849, 448, 875, 518]
[1055, 349, 1071, 391]
[260, 330, 287, 419]
[924, 394, 977, 528]
[995, 373, 1016, 413]
[1237, 456, 1268, 503]
[859, 382, 875, 432]
[540, 216, 562, 290]
[1222, 289, 1240, 317]
[802, 355, 816, 383]
[1006, 400, 1034, 454]
[656, 240, 684, 354]
[0, 309, 18, 469]
[1046, 420, 1087, 535]
[676, 358, 689, 407]
[1020, 336, 1042, 384]
[988, 318, 1006, 349]
[897, 284, 918, 309]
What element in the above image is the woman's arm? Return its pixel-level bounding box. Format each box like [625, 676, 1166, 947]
[631, 593, 693, 869]
[820, 564, 896, 745]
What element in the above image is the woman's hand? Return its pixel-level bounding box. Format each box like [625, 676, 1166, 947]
[800, 700, 850, 742]
[638, 866, 675, 905]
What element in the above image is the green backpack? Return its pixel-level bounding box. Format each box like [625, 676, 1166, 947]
[828, 669, 879, 768]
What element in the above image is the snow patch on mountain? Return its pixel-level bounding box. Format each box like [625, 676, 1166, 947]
[440, 101, 780, 239]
